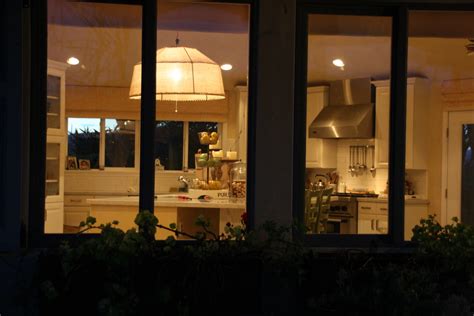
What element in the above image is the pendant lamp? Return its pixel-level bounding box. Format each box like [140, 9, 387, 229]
[129, 39, 225, 104]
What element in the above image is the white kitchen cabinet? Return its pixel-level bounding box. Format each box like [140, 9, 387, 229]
[306, 86, 337, 168]
[357, 202, 388, 234]
[44, 60, 68, 233]
[357, 200, 428, 240]
[44, 202, 64, 234]
[405, 204, 428, 241]
[373, 78, 429, 169]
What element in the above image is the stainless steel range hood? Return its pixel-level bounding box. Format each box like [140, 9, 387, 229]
[309, 78, 375, 139]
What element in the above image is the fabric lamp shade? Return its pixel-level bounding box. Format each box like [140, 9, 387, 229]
[129, 46, 225, 101]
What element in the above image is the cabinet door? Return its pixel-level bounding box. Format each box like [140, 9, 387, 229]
[45, 135, 65, 204]
[358, 217, 374, 234]
[404, 204, 428, 241]
[47, 61, 67, 136]
[374, 214, 388, 234]
[45, 202, 64, 233]
[306, 87, 337, 168]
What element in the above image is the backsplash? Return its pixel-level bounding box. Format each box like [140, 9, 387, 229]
[64, 170, 196, 195]
[307, 139, 427, 197]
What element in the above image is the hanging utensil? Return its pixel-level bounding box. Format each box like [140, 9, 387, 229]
[362, 146, 367, 170]
[350, 146, 356, 173]
[355, 146, 360, 170]
[370, 146, 376, 174]
[348, 146, 352, 173]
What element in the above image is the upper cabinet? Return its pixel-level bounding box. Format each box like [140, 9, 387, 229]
[306, 86, 337, 169]
[373, 78, 429, 169]
[234, 86, 248, 162]
[47, 60, 68, 136]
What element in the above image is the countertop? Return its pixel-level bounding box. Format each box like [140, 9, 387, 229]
[87, 196, 246, 209]
[355, 197, 429, 205]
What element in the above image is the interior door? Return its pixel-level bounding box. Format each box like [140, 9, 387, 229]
[446, 111, 474, 225]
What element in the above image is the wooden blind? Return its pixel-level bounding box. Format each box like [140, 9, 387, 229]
[65, 85, 229, 122]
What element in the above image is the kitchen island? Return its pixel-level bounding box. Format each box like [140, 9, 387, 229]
[87, 196, 246, 239]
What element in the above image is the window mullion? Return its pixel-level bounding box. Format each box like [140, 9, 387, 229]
[388, 7, 408, 245]
[99, 118, 105, 169]
[183, 121, 189, 169]
[138, 0, 157, 213]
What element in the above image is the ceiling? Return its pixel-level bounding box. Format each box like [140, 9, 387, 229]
[47, 1, 474, 89]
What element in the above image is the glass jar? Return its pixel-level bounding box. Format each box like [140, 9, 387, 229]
[229, 162, 246, 199]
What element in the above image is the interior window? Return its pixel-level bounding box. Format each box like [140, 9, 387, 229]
[105, 119, 136, 168]
[67, 118, 100, 169]
[188, 122, 218, 169]
[154, 121, 184, 170]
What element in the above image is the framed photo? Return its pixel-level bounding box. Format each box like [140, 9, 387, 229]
[66, 156, 78, 170]
[78, 159, 91, 170]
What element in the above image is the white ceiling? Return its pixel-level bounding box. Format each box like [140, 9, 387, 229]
[47, 1, 474, 89]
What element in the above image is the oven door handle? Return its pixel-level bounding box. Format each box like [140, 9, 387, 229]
[371, 219, 374, 230]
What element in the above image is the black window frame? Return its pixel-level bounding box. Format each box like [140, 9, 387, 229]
[294, 1, 474, 249]
[27, 0, 257, 247]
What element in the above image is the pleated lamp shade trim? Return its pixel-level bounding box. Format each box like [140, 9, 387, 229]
[129, 46, 225, 101]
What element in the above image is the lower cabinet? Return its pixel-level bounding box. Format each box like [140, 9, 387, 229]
[357, 201, 428, 240]
[44, 202, 64, 233]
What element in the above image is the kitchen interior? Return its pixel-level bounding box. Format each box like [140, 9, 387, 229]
[44, 2, 474, 240]
[304, 12, 474, 240]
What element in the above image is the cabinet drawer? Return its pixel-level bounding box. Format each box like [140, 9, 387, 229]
[377, 204, 389, 214]
[64, 195, 93, 206]
[358, 202, 378, 214]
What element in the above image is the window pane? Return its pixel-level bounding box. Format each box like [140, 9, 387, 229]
[407, 11, 474, 239]
[304, 14, 392, 235]
[188, 122, 218, 169]
[154, 121, 183, 170]
[67, 118, 100, 169]
[105, 119, 135, 168]
[151, 1, 249, 239]
[47, 0, 141, 234]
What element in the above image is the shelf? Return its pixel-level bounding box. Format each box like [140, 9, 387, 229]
[46, 157, 58, 161]
[47, 112, 59, 117]
[46, 179, 59, 183]
[47, 95, 59, 100]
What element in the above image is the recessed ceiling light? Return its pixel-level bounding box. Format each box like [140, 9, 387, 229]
[332, 59, 345, 69]
[220, 64, 233, 71]
[67, 57, 80, 66]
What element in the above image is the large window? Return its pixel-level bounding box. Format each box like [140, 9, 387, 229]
[301, 13, 393, 238]
[407, 11, 474, 231]
[188, 122, 219, 169]
[37, 0, 250, 241]
[67, 118, 100, 169]
[106, 119, 136, 168]
[154, 121, 183, 170]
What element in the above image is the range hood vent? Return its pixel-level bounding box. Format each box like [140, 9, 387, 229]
[309, 78, 375, 139]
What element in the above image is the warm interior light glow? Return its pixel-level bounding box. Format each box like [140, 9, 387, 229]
[332, 59, 345, 68]
[129, 46, 225, 101]
[169, 69, 182, 81]
[67, 57, 80, 66]
[220, 64, 233, 71]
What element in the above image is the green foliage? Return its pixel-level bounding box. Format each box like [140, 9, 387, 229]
[38, 213, 474, 315]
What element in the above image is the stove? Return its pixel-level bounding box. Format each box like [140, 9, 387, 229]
[332, 192, 379, 198]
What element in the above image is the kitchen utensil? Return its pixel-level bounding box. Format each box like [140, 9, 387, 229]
[355, 146, 360, 170]
[348, 146, 353, 173]
[370, 146, 376, 174]
[350, 146, 356, 173]
[361, 146, 367, 170]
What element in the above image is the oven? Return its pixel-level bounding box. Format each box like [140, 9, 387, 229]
[328, 196, 357, 234]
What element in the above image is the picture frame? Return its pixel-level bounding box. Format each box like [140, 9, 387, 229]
[66, 156, 78, 170]
[78, 159, 91, 170]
